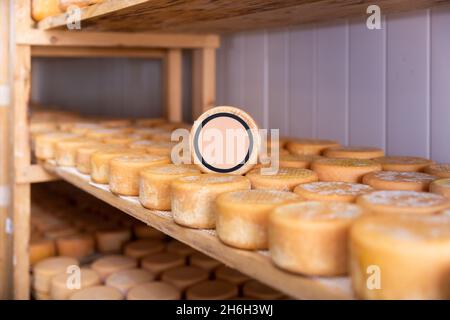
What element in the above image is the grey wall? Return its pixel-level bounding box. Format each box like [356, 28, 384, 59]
[32, 7, 450, 162]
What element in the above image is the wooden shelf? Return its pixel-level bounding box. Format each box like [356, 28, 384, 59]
[42, 162, 353, 300]
[38, 0, 449, 33]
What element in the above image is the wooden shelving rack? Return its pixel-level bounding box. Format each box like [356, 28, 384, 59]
[4, 0, 449, 300]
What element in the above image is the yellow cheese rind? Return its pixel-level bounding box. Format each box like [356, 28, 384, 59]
[324, 146, 385, 159]
[30, 239, 56, 266]
[294, 181, 373, 202]
[424, 163, 450, 178]
[312, 158, 382, 183]
[246, 167, 318, 191]
[35, 132, 80, 160]
[33, 257, 79, 293]
[373, 156, 434, 172]
[363, 171, 437, 192]
[286, 138, 339, 156]
[430, 178, 450, 199]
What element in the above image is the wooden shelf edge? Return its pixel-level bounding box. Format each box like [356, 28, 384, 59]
[41, 162, 353, 300]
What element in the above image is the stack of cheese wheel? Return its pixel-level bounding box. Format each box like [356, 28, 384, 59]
[350, 214, 450, 299]
[246, 167, 318, 191]
[215, 190, 300, 249]
[269, 201, 363, 276]
[30, 238, 57, 266]
[171, 174, 251, 229]
[50, 268, 101, 300]
[33, 257, 79, 300]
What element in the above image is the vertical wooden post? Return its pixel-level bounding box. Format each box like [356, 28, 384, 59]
[192, 48, 216, 119]
[163, 49, 182, 123]
[13, 0, 32, 300]
[0, 0, 12, 300]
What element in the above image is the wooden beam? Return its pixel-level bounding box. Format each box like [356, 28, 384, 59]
[15, 165, 59, 184]
[192, 48, 216, 119]
[17, 30, 220, 49]
[164, 49, 182, 123]
[31, 46, 166, 59]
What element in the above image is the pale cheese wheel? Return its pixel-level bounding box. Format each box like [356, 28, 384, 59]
[171, 174, 251, 229]
[166, 241, 195, 258]
[50, 268, 101, 300]
[35, 132, 80, 160]
[90, 148, 143, 184]
[363, 171, 437, 192]
[56, 234, 95, 259]
[124, 239, 166, 260]
[91, 255, 137, 281]
[294, 181, 373, 203]
[312, 158, 382, 183]
[109, 154, 171, 196]
[75, 143, 109, 174]
[425, 163, 450, 178]
[30, 238, 56, 266]
[95, 228, 131, 254]
[130, 140, 176, 157]
[133, 224, 166, 240]
[242, 280, 284, 300]
[139, 164, 201, 210]
[373, 156, 434, 172]
[31, 0, 62, 21]
[186, 280, 238, 300]
[161, 266, 209, 291]
[127, 282, 180, 300]
[357, 190, 450, 215]
[215, 190, 300, 249]
[141, 252, 185, 276]
[286, 138, 340, 156]
[350, 214, 450, 299]
[33, 257, 79, 293]
[189, 252, 222, 272]
[69, 285, 124, 300]
[215, 266, 249, 286]
[105, 268, 155, 294]
[430, 178, 450, 200]
[324, 146, 385, 159]
[269, 201, 363, 276]
[246, 167, 318, 191]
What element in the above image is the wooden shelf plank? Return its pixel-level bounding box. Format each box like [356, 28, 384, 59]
[37, 0, 449, 33]
[42, 162, 353, 300]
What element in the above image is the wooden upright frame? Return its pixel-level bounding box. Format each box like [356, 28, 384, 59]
[9, 0, 218, 299]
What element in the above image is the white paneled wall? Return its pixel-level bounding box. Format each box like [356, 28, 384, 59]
[216, 7, 450, 163]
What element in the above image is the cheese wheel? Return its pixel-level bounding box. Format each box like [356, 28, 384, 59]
[362, 171, 437, 192]
[357, 190, 450, 215]
[30, 239, 56, 266]
[75, 143, 110, 174]
[294, 182, 373, 203]
[44, 226, 79, 240]
[90, 148, 143, 184]
[324, 146, 385, 159]
[69, 285, 124, 300]
[215, 266, 249, 286]
[135, 118, 166, 127]
[56, 234, 95, 259]
[278, 154, 323, 169]
[35, 132, 80, 160]
[68, 122, 103, 135]
[98, 118, 132, 128]
[139, 164, 202, 210]
[350, 214, 450, 299]
[430, 178, 450, 199]
[59, 0, 103, 12]
[102, 134, 138, 146]
[109, 154, 170, 196]
[124, 239, 166, 260]
[161, 266, 209, 291]
[86, 128, 127, 140]
[130, 140, 176, 157]
[186, 280, 238, 300]
[31, 0, 62, 21]
[242, 280, 284, 300]
[141, 252, 185, 276]
[55, 138, 97, 166]
[189, 252, 222, 272]
[166, 241, 195, 258]
[91, 255, 137, 281]
[33, 257, 79, 293]
[215, 190, 300, 250]
[105, 268, 155, 294]
[133, 224, 166, 240]
[50, 268, 101, 300]
[425, 163, 450, 178]
[127, 282, 180, 300]
[171, 174, 251, 229]
[269, 201, 363, 276]
[133, 128, 166, 139]
[286, 138, 340, 156]
[373, 156, 434, 172]
[312, 158, 382, 183]
[95, 228, 131, 254]
[246, 167, 318, 191]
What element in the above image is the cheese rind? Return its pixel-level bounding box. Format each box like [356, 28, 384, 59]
[363, 171, 437, 192]
[91, 255, 137, 281]
[373, 156, 434, 172]
[35, 132, 80, 160]
[350, 214, 450, 299]
[286, 139, 339, 156]
[425, 163, 450, 178]
[294, 181, 373, 203]
[171, 174, 251, 229]
[186, 280, 238, 300]
[55, 138, 96, 166]
[161, 266, 209, 291]
[123, 239, 166, 260]
[269, 201, 363, 276]
[105, 268, 155, 294]
[246, 167, 318, 191]
[189, 252, 222, 272]
[166, 241, 195, 258]
[30, 239, 56, 266]
[139, 164, 201, 210]
[215, 190, 300, 249]
[215, 266, 249, 285]
[75, 143, 109, 174]
[33, 257, 79, 293]
[31, 0, 62, 21]
[127, 282, 181, 300]
[141, 252, 185, 276]
[324, 146, 385, 159]
[242, 280, 284, 300]
[430, 178, 450, 200]
[312, 158, 382, 183]
[56, 234, 95, 259]
[133, 224, 166, 240]
[69, 285, 124, 300]
[95, 228, 131, 254]
[50, 268, 100, 300]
